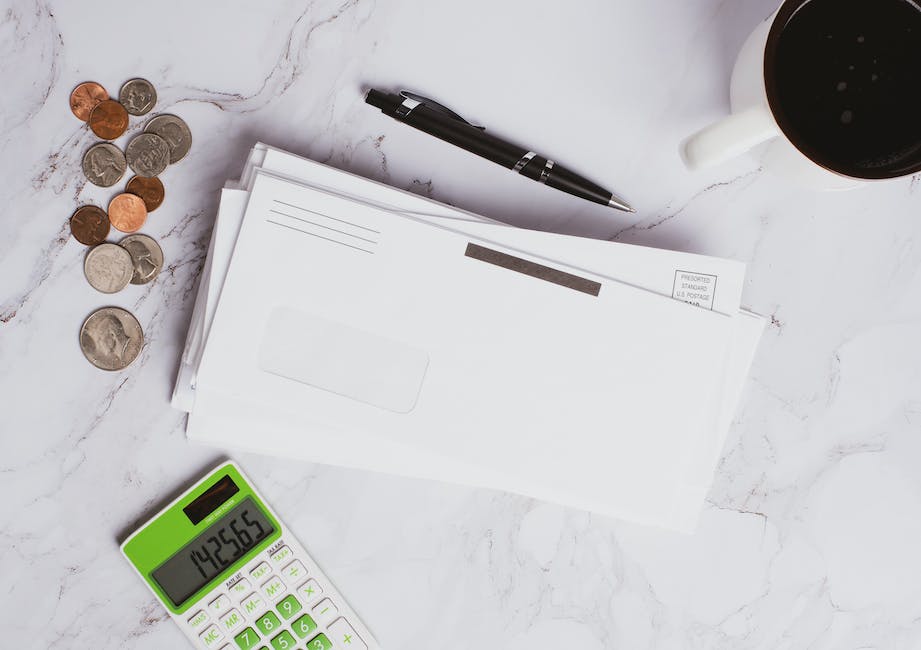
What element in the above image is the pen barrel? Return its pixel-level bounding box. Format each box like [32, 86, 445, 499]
[392, 104, 529, 169]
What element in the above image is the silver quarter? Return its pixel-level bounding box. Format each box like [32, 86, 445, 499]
[84, 243, 134, 294]
[125, 133, 170, 177]
[119, 78, 157, 116]
[119, 234, 164, 285]
[80, 307, 143, 371]
[144, 114, 192, 163]
[82, 142, 127, 187]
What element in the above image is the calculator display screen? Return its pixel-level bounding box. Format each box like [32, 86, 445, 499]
[151, 497, 275, 606]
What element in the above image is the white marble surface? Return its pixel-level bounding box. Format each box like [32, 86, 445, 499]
[2, 0, 921, 647]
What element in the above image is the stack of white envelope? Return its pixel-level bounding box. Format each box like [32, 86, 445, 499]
[173, 143, 765, 532]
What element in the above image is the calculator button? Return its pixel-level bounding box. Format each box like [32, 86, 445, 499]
[240, 592, 265, 617]
[276, 595, 302, 620]
[209, 594, 232, 615]
[188, 609, 210, 630]
[260, 575, 287, 601]
[270, 546, 293, 565]
[233, 626, 260, 650]
[219, 608, 246, 633]
[296, 579, 323, 604]
[311, 598, 338, 625]
[305, 632, 333, 650]
[254, 610, 282, 636]
[199, 624, 225, 648]
[231, 578, 252, 596]
[291, 613, 318, 639]
[327, 619, 366, 650]
[269, 630, 297, 650]
[281, 560, 307, 583]
[250, 561, 272, 581]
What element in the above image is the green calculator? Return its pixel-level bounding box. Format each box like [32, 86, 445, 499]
[122, 461, 379, 650]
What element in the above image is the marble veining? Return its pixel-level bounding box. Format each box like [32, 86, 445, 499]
[2, 0, 921, 648]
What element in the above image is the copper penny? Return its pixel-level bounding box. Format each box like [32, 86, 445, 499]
[88, 99, 129, 140]
[125, 175, 165, 212]
[69, 82, 109, 121]
[69, 205, 111, 246]
[108, 193, 148, 233]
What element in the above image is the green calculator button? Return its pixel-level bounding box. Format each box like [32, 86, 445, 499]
[234, 626, 261, 650]
[292, 613, 317, 639]
[306, 633, 333, 650]
[269, 630, 297, 650]
[255, 611, 282, 636]
[276, 595, 302, 620]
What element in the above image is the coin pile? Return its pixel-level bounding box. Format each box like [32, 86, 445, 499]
[68, 78, 192, 371]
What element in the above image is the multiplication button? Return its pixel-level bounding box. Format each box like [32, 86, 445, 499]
[296, 579, 322, 604]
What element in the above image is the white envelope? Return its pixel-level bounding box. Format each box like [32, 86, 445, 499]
[175, 146, 764, 530]
[190, 170, 739, 525]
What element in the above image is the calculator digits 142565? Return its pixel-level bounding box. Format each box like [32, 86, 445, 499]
[121, 461, 379, 650]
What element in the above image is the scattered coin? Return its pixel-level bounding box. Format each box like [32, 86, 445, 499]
[125, 132, 170, 177]
[108, 193, 148, 233]
[119, 234, 164, 285]
[88, 99, 129, 139]
[119, 78, 157, 116]
[80, 307, 143, 371]
[84, 243, 134, 294]
[69, 205, 110, 246]
[82, 142, 127, 187]
[145, 114, 192, 163]
[69, 82, 109, 121]
[125, 175, 165, 212]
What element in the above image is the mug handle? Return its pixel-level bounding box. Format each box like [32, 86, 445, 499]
[680, 106, 780, 170]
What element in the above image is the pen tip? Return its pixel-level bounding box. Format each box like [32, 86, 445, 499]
[607, 196, 635, 213]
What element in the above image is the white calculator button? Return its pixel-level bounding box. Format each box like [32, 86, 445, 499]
[239, 592, 265, 617]
[282, 560, 307, 583]
[296, 578, 323, 604]
[311, 598, 338, 625]
[327, 618, 367, 650]
[260, 574, 288, 601]
[208, 594, 231, 615]
[230, 578, 251, 597]
[250, 561, 272, 581]
[187, 609, 210, 630]
[270, 545, 293, 565]
[198, 623, 224, 648]
[218, 608, 245, 633]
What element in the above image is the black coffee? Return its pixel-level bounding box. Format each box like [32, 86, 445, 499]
[768, 0, 921, 178]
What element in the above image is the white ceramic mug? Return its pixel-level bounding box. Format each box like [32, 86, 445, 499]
[680, 0, 921, 190]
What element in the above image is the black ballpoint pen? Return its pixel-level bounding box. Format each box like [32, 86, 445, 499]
[365, 89, 635, 213]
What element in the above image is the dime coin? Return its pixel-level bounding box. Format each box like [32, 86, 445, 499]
[88, 99, 129, 139]
[144, 114, 192, 163]
[82, 142, 127, 187]
[79, 307, 143, 371]
[84, 243, 134, 293]
[119, 234, 163, 285]
[118, 78, 157, 116]
[69, 82, 109, 121]
[125, 175, 165, 212]
[108, 193, 148, 233]
[69, 205, 110, 246]
[125, 133, 170, 177]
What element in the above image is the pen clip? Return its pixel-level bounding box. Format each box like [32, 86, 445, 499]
[399, 90, 485, 130]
